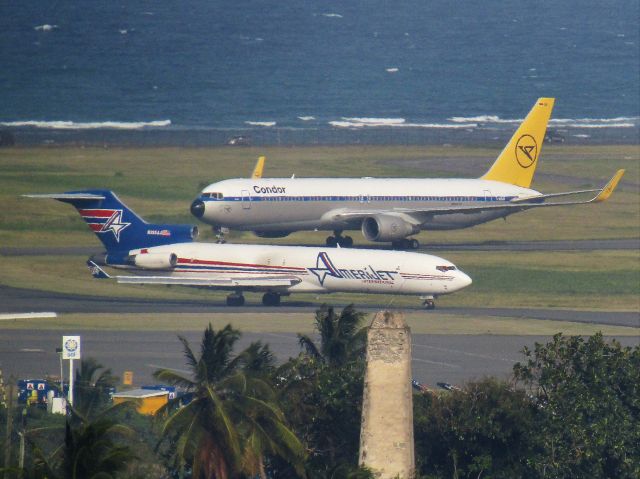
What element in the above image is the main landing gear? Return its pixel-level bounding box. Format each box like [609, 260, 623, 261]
[226, 292, 245, 306]
[392, 238, 420, 250]
[225, 292, 282, 307]
[262, 292, 281, 306]
[326, 230, 354, 248]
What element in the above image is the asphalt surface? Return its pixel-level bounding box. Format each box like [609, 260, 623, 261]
[1, 285, 638, 327]
[2, 329, 637, 388]
[1, 238, 639, 257]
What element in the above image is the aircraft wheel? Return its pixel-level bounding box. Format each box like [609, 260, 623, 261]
[326, 236, 338, 247]
[339, 236, 353, 248]
[409, 238, 420, 250]
[423, 299, 435, 310]
[226, 294, 245, 307]
[262, 292, 281, 306]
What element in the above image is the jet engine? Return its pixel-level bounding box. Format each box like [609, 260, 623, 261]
[361, 215, 419, 242]
[132, 252, 178, 270]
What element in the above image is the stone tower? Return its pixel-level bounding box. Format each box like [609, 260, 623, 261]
[359, 311, 415, 478]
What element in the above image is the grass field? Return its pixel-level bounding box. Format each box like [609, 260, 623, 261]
[1, 144, 638, 319]
[1, 312, 637, 336]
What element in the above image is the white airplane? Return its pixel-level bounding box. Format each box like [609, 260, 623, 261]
[191, 98, 625, 248]
[24, 190, 471, 309]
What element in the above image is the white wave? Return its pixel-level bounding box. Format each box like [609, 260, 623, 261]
[34, 24, 58, 32]
[322, 13, 343, 18]
[449, 115, 639, 128]
[245, 121, 276, 127]
[386, 68, 399, 73]
[0, 120, 171, 130]
[298, 116, 316, 121]
[562, 122, 635, 128]
[573, 134, 591, 138]
[341, 117, 406, 126]
[449, 115, 518, 124]
[330, 120, 475, 129]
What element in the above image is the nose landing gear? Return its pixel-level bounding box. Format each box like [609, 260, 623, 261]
[213, 226, 229, 244]
[421, 296, 436, 310]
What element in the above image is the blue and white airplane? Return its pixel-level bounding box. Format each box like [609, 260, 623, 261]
[24, 190, 471, 308]
[191, 98, 625, 248]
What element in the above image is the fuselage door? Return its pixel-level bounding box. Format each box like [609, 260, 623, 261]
[241, 190, 251, 210]
[483, 190, 492, 203]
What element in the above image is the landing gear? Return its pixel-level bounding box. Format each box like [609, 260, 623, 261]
[392, 238, 420, 250]
[422, 297, 436, 310]
[213, 226, 228, 244]
[226, 293, 245, 306]
[262, 292, 281, 306]
[325, 230, 354, 248]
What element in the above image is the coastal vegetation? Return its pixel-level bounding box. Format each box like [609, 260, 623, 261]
[1, 308, 638, 478]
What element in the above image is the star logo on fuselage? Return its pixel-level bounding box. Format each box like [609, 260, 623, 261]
[100, 210, 130, 242]
[309, 252, 343, 286]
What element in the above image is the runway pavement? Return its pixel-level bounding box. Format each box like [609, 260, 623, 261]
[1, 329, 637, 389]
[1, 238, 639, 257]
[1, 285, 638, 327]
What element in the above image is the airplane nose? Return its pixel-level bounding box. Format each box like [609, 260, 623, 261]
[456, 271, 472, 290]
[190, 199, 205, 219]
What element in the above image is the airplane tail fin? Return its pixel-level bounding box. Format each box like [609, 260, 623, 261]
[481, 98, 555, 188]
[251, 156, 266, 179]
[24, 190, 198, 254]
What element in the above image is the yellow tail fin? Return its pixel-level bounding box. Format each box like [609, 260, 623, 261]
[251, 155, 266, 179]
[482, 98, 555, 188]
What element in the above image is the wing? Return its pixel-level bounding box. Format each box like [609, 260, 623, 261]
[330, 169, 625, 223]
[114, 275, 301, 291]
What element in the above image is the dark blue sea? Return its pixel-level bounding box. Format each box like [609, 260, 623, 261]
[1, 0, 638, 145]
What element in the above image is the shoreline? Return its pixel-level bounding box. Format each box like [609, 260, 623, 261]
[1, 124, 638, 148]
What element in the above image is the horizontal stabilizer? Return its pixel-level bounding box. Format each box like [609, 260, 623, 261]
[115, 275, 301, 288]
[23, 193, 105, 201]
[87, 260, 111, 279]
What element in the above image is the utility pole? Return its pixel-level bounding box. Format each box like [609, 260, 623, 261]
[4, 381, 15, 476]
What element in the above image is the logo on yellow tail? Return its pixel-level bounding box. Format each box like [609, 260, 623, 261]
[515, 134, 538, 168]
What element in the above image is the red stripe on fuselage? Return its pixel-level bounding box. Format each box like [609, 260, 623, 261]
[177, 258, 307, 271]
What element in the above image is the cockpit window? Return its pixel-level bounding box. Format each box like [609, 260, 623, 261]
[203, 192, 223, 199]
[436, 265, 457, 272]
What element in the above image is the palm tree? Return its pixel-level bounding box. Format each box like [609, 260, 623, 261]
[155, 323, 306, 479]
[73, 358, 118, 418]
[297, 304, 367, 367]
[22, 401, 137, 479]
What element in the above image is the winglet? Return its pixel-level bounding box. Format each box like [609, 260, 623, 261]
[87, 260, 111, 279]
[594, 169, 625, 202]
[251, 156, 266, 179]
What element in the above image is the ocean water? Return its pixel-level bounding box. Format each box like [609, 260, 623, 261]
[1, 0, 638, 145]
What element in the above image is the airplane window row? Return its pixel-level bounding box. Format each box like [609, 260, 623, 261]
[436, 265, 457, 272]
[254, 196, 481, 202]
[203, 192, 224, 199]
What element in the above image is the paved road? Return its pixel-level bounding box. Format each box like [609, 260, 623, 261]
[1, 285, 638, 327]
[1, 329, 637, 388]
